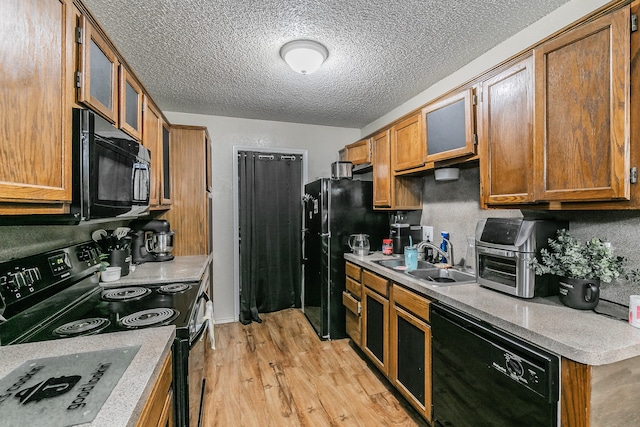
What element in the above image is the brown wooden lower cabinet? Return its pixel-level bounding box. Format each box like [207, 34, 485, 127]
[561, 355, 640, 426]
[361, 270, 390, 376]
[390, 284, 432, 423]
[343, 262, 363, 346]
[136, 353, 173, 427]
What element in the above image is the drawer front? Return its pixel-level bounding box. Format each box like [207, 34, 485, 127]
[346, 262, 362, 281]
[362, 270, 389, 297]
[343, 291, 361, 315]
[343, 291, 361, 346]
[346, 276, 362, 299]
[392, 284, 431, 322]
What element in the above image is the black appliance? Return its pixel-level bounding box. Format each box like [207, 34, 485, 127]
[302, 178, 388, 340]
[390, 223, 422, 254]
[73, 108, 151, 221]
[130, 219, 175, 263]
[430, 302, 559, 427]
[0, 242, 209, 427]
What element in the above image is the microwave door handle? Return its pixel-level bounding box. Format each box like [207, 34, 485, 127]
[132, 163, 150, 201]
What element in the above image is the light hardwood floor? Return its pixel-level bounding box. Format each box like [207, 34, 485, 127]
[202, 308, 428, 426]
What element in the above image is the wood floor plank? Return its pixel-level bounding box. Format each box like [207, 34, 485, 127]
[202, 308, 427, 426]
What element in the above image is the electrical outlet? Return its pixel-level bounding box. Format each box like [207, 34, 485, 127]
[422, 226, 434, 242]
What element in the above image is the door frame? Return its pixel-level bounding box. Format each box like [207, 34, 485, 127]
[232, 146, 308, 322]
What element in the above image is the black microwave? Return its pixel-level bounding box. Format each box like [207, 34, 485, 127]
[71, 108, 150, 221]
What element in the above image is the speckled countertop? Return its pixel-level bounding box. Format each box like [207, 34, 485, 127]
[346, 252, 640, 366]
[0, 326, 175, 427]
[101, 255, 211, 288]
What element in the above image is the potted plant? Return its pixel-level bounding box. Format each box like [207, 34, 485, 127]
[529, 229, 625, 309]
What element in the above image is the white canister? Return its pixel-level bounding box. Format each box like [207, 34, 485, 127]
[629, 295, 640, 328]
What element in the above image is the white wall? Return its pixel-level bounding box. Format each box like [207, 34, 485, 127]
[164, 111, 359, 323]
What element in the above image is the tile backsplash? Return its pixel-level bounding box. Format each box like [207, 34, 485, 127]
[420, 165, 640, 306]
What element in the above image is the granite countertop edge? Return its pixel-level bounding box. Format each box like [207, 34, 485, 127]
[345, 252, 640, 366]
[0, 326, 176, 427]
[101, 254, 211, 288]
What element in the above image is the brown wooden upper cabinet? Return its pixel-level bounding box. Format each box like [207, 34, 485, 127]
[119, 65, 143, 140]
[372, 130, 392, 208]
[422, 88, 476, 163]
[0, 0, 75, 213]
[77, 15, 119, 125]
[372, 129, 423, 210]
[533, 6, 630, 203]
[479, 56, 535, 206]
[143, 97, 171, 209]
[392, 113, 425, 172]
[344, 139, 371, 165]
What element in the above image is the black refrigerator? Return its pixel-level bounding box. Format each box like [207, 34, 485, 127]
[303, 178, 389, 340]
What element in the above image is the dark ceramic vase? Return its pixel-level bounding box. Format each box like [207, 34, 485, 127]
[558, 277, 600, 310]
[109, 248, 131, 276]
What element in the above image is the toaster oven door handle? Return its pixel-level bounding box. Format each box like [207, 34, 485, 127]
[477, 247, 516, 258]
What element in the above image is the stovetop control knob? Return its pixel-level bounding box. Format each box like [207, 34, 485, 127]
[7, 272, 26, 291]
[24, 268, 40, 285]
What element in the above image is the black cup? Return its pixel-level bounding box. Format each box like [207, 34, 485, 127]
[558, 277, 600, 310]
[109, 248, 131, 276]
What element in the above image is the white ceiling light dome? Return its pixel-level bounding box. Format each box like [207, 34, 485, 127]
[280, 40, 328, 75]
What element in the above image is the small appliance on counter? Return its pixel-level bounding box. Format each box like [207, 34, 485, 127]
[475, 217, 568, 298]
[130, 219, 175, 263]
[390, 223, 422, 254]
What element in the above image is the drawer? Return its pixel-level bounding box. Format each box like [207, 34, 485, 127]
[392, 284, 431, 322]
[345, 262, 362, 281]
[362, 269, 389, 297]
[343, 291, 362, 346]
[343, 291, 361, 315]
[345, 276, 362, 299]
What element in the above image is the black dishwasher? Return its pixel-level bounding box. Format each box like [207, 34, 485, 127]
[430, 303, 559, 427]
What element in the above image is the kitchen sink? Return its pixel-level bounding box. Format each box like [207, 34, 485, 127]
[373, 258, 475, 286]
[406, 268, 476, 285]
[374, 258, 436, 270]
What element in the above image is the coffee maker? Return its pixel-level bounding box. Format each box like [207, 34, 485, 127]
[130, 219, 175, 263]
[390, 223, 423, 254]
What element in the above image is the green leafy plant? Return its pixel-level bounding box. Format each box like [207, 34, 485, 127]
[529, 229, 625, 283]
[98, 253, 110, 272]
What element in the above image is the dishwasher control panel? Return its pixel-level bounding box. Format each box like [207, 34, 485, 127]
[490, 344, 549, 399]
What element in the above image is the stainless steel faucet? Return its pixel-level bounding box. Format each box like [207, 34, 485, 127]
[417, 238, 454, 265]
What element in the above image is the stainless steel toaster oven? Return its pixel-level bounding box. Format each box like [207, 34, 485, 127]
[475, 218, 568, 298]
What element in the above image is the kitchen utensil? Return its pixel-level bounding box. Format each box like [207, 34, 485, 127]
[114, 227, 130, 240]
[91, 229, 108, 242]
[130, 219, 175, 263]
[348, 234, 370, 256]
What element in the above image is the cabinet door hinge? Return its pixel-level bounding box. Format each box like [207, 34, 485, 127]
[632, 15, 638, 32]
[74, 71, 82, 88]
[75, 26, 83, 44]
[473, 134, 478, 145]
[472, 94, 478, 106]
[631, 167, 638, 184]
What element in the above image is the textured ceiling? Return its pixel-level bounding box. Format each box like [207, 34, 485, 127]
[82, 0, 572, 128]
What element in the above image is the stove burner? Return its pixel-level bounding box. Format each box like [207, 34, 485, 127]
[53, 318, 111, 337]
[119, 308, 179, 329]
[158, 283, 192, 294]
[102, 286, 151, 302]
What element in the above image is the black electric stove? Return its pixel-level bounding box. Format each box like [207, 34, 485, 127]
[0, 241, 209, 427]
[0, 242, 200, 345]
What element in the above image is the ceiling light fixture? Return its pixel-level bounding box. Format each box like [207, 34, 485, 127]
[280, 40, 328, 75]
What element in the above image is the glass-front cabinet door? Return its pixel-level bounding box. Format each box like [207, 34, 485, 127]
[119, 65, 143, 140]
[78, 15, 118, 124]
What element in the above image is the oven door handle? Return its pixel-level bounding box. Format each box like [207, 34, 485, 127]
[477, 246, 516, 258]
[190, 294, 214, 350]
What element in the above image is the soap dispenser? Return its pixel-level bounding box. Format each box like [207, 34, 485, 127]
[440, 231, 449, 263]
